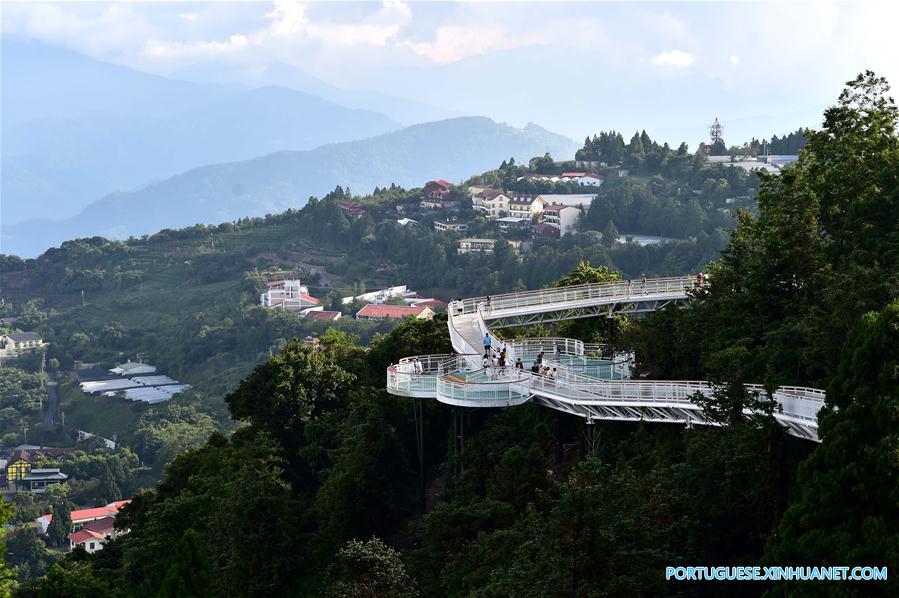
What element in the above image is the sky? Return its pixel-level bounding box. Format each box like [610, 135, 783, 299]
[3, 0, 898, 146]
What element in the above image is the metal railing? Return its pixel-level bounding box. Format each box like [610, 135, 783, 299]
[506, 337, 584, 358]
[436, 368, 532, 405]
[455, 276, 699, 317]
[387, 354, 478, 395]
[395, 276, 826, 440]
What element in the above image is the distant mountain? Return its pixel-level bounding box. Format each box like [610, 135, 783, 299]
[1, 40, 400, 224]
[2, 117, 577, 257]
[172, 60, 458, 126]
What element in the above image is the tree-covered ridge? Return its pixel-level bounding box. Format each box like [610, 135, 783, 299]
[5, 72, 898, 597]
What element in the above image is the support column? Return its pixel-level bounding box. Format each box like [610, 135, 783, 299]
[584, 416, 599, 458]
[412, 398, 426, 514]
[554, 412, 563, 467]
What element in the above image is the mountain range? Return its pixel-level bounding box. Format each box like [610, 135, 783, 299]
[1, 40, 402, 224]
[2, 117, 577, 258]
[1, 39, 577, 258]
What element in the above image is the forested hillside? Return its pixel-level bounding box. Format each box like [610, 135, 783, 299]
[2, 72, 896, 596]
[2, 117, 577, 258]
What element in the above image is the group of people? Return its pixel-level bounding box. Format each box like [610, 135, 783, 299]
[483, 333, 509, 377]
[623, 274, 648, 297]
[483, 334, 560, 381]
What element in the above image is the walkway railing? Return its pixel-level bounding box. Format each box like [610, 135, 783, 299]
[453, 276, 697, 317]
[395, 276, 825, 441]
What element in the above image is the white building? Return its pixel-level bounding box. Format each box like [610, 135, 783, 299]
[109, 362, 157, 376]
[495, 216, 531, 232]
[434, 221, 469, 232]
[542, 204, 582, 236]
[260, 280, 320, 312]
[458, 238, 524, 255]
[574, 173, 605, 187]
[535, 193, 598, 209]
[342, 285, 416, 306]
[472, 188, 511, 219]
[0, 332, 44, 358]
[507, 194, 544, 220]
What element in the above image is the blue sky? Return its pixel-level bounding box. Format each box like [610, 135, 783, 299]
[4, 1, 897, 147]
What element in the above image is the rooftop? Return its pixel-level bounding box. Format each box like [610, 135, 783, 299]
[22, 468, 68, 482]
[356, 304, 430, 319]
[69, 528, 105, 545]
[6, 332, 41, 342]
[305, 310, 342, 320]
[40, 500, 131, 525]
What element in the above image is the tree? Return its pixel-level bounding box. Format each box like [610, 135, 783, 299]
[98, 462, 122, 503]
[157, 529, 211, 598]
[325, 537, 417, 598]
[25, 561, 107, 597]
[766, 301, 899, 596]
[46, 501, 72, 549]
[553, 260, 619, 287]
[0, 499, 15, 595]
[225, 340, 355, 486]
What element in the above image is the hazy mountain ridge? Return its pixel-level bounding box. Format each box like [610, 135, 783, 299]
[171, 60, 459, 125]
[1, 40, 402, 224]
[2, 117, 577, 257]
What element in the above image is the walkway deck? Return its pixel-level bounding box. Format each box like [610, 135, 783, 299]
[388, 277, 825, 442]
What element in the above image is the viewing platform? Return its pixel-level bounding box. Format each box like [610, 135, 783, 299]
[387, 277, 826, 442]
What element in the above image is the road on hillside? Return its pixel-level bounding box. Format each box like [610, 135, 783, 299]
[44, 380, 59, 426]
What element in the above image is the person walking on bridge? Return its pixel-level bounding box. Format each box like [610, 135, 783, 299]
[484, 333, 492, 354]
[641, 274, 647, 295]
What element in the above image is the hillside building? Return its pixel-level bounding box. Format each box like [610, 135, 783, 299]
[260, 280, 320, 312]
[508, 194, 544, 220]
[542, 204, 582, 236]
[355, 304, 434, 321]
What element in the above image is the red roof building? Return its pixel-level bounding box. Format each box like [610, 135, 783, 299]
[37, 500, 131, 535]
[422, 179, 455, 198]
[532, 222, 560, 239]
[356, 304, 434, 321]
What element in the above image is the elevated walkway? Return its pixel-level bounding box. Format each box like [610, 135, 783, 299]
[387, 277, 826, 442]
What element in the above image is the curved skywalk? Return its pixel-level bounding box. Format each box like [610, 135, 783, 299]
[387, 276, 825, 442]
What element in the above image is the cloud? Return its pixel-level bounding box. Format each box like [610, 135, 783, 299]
[144, 34, 250, 59]
[305, 1, 412, 47]
[137, 0, 413, 61]
[729, 54, 740, 65]
[401, 24, 540, 63]
[651, 49, 696, 68]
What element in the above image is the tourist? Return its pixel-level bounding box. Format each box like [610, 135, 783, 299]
[531, 362, 540, 374]
[483, 333, 492, 354]
[641, 274, 647, 294]
[554, 344, 561, 360]
[515, 358, 523, 370]
[550, 367, 558, 381]
[537, 351, 545, 365]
